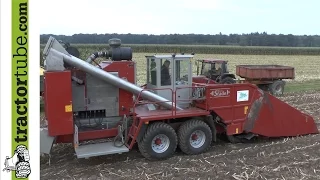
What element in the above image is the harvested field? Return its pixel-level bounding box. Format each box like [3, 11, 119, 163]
[40, 50, 320, 84]
[40, 90, 320, 180]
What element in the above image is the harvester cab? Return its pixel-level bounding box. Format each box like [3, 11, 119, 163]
[196, 59, 236, 84]
[146, 54, 193, 108]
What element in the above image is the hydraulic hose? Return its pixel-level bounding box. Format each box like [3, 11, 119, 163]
[86, 51, 110, 64]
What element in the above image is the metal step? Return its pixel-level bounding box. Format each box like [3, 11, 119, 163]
[75, 141, 129, 159]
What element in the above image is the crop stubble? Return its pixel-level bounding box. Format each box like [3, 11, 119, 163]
[40, 90, 320, 180]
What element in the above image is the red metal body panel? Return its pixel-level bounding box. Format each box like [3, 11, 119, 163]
[195, 84, 257, 135]
[195, 83, 318, 137]
[44, 71, 74, 136]
[236, 65, 295, 80]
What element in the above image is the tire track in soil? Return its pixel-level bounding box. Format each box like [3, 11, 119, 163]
[40, 91, 320, 180]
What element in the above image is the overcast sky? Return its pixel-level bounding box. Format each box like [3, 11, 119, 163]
[39, 0, 319, 35]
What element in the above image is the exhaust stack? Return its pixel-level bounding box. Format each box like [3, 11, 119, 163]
[43, 37, 183, 111]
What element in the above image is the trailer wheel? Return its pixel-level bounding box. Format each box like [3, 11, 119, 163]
[269, 80, 285, 95]
[177, 119, 212, 155]
[220, 77, 236, 84]
[138, 122, 177, 160]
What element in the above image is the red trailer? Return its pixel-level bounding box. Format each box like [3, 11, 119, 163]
[236, 65, 295, 95]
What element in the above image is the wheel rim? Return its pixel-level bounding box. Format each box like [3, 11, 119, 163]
[151, 134, 170, 153]
[189, 130, 206, 148]
[275, 84, 283, 94]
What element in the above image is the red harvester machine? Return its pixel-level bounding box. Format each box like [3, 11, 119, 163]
[40, 37, 319, 160]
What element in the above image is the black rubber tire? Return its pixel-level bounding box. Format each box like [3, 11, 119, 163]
[220, 77, 236, 84]
[138, 122, 177, 160]
[177, 119, 212, 155]
[269, 80, 285, 96]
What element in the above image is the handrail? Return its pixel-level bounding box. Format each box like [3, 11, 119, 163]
[133, 87, 175, 117]
[133, 84, 210, 117]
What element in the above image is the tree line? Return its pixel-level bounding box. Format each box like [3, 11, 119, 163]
[40, 32, 320, 47]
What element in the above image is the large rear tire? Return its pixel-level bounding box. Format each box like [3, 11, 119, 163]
[269, 80, 285, 96]
[177, 119, 212, 155]
[138, 122, 177, 160]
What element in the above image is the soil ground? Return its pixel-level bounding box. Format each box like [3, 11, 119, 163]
[40, 90, 320, 180]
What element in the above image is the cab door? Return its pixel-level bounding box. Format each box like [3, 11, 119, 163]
[173, 59, 192, 108]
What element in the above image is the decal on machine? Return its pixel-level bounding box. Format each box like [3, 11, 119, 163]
[65, 104, 73, 112]
[237, 90, 249, 102]
[210, 88, 230, 97]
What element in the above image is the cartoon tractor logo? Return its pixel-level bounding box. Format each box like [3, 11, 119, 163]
[3, 145, 31, 178]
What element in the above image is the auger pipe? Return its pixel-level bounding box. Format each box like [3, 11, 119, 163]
[50, 48, 183, 111]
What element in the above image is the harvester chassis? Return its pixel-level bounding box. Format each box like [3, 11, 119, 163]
[40, 37, 318, 161]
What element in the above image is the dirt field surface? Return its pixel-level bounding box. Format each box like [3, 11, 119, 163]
[40, 90, 320, 180]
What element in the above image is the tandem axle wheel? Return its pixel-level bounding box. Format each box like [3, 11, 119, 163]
[137, 119, 213, 160]
[177, 119, 212, 155]
[138, 122, 178, 160]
